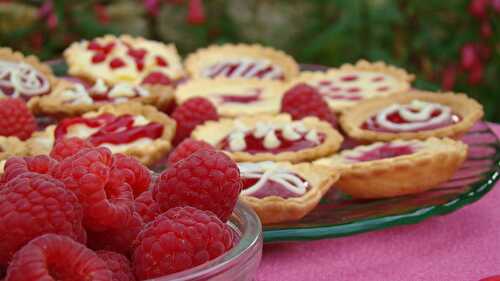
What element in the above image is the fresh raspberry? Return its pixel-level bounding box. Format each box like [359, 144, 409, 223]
[281, 83, 338, 128]
[167, 138, 214, 165]
[0, 98, 36, 140]
[51, 147, 134, 231]
[112, 154, 151, 197]
[1, 155, 58, 184]
[134, 190, 161, 223]
[154, 149, 241, 222]
[5, 234, 112, 281]
[96, 251, 135, 281]
[171, 97, 219, 145]
[132, 206, 234, 279]
[50, 137, 94, 161]
[87, 212, 143, 255]
[0, 173, 85, 266]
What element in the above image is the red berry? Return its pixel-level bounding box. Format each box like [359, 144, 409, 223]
[112, 154, 151, 197]
[96, 251, 135, 281]
[132, 206, 234, 279]
[469, 0, 489, 18]
[92, 52, 107, 63]
[110, 58, 126, 69]
[134, 190, 161, 223]
[0, 173, 86, 266]
[187, 0, 206, 25]
[480, 21, 493, 38]
[441, 64, 458, 91]
[0, 98, 36, 140]
[167, 138, 214, 165]
[153, 149, 241, 222]
[51, 147, 134, 231]
[50, 137, 94, 161]
[5, 234, 112, 281]
[460, 43, 479, 70]
[172, 97, 219, 145]
[281, 83, 338, 128]
[468, 63, 484, 85]
[1, 155, 58, 184]
[155, 55, 168, 67]
[141, 71, 172, 86]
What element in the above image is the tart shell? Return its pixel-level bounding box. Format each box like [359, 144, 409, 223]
[191, 114, 343, 163]
[240, 162, 339, 224]
[340, 91, 484, 142]
[0, 136, 29, 174]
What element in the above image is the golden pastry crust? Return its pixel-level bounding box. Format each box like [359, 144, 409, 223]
[64, 34, 184, 85]
[340, 91, 484, 142]
[0, 136, 29, 174]
[28, 102, 176, 166]
[191, 114, 343, 163]
[35, 80, 174, 117]
[184, 43, 299, 81]
[175, 78, 285, 117]
[314, 138, 467, 198]
[240, 162, 339, 224]
[290, 60, 415, 112]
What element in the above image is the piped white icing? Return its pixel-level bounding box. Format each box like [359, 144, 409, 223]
[61, 84, 93, 105]
[263, 130, 280, 149]
[0, 61, 50, 97]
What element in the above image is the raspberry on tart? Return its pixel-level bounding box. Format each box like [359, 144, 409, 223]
[184, 44, 299, 81]
[0, 48, 57, 109]
[64, 34, 184, 86]
[314, 138, 467, 198]
[238, 161, 339, 224]
[175, 79, 286, 117]
[340, 91, 484, 142]
[28, 102, 176, 166]
[191, 114, 343, 163]
[36, 78, 174, 116]
[290, 60, 415, 112]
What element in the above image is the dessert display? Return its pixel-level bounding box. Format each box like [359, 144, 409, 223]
[238, 161, 339, 224]
[315, 138, 467, 198]
[184, 43, 300, 81]
[290, 60, 415, 112]
[340, 91, 484, 142]
[28, 102, 175, 165]
[175, 79, 285, 117]
[191, 114, 343, 163]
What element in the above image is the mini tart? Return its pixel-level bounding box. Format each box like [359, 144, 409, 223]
[315, 138, 467, 198]
[239, 161, 339, 224]
[340, 91, 484, 142]
[175, 79, 285, 117]
[35, 79, 174, 117]
[191, 114, 343, 163]
[290, 60, 414, 112]
[0, 136, 28, 174]
[0, 47, 58, 109]
[184, 44, 299, 81]
[28, 102, 176, 166]
[64, 34, 184, 85]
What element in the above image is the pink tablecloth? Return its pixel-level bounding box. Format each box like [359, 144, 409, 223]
[256, 124, 500, 281]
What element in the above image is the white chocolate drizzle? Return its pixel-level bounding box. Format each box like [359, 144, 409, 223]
[61, 79, 149, 104]
[0, 61, 50, 97]
[202, 58, 284, 80]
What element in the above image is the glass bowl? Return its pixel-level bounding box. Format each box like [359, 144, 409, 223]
[151, 201, 263, 281]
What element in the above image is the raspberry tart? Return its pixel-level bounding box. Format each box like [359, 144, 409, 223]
[28, 102, 175, 165]
[0, 136, 28, 173]
[64, 34, 184, 86]
[36, 78, 173, 116]
[315, 138, 467, 198]
[340, 91, 484, 142]
[191, 114, 343, 163]
[238, 161, 339, 224]
[175, 79, 285, 117]
[0, 48, 57, 109]
[184, 44, 299, 81]
[291, 60, 414, 112]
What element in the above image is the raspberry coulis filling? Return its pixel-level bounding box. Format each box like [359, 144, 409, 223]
[314, 73, 391, 101]
[55, 113, 163, 146]
[203, 60, 285, 80]
[217, 89, 262, 104]
[0, 61, 50, 99]
[346, 143, 415, 162]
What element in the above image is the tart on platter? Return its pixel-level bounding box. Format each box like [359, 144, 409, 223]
[0, 136, 28, 173]
[28, 102, 176, 165]
[291, 60, 414, 112]
[191, 114, 343, 163]
[238, 161, 339, 224]
[315, 138, 467, 198]
[340, 91, 484, 142]
[175, 79, 285, 117]
[184, 44, 299, 81]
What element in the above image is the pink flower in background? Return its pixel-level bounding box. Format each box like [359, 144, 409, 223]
[144, 0, 161, 16]
[187, 0, 205, 25]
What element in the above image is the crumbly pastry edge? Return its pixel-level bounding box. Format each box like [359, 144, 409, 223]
[0, 136, 28, 160]
[314, 137, 468, 198]
[184, 43, 300, 81]
[339, 91, 484, 142]
[191, 113, 344, 163]
[239, 162, 339, 225]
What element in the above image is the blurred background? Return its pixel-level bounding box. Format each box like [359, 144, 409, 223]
[0, 0, 498, 121]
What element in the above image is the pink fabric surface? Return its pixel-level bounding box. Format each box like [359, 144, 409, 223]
[256, 124, 500, 281]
